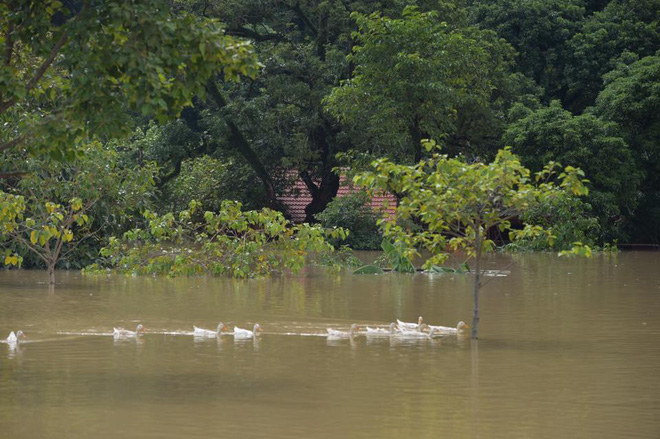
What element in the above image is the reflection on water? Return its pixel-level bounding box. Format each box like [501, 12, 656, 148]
[0, 252, 659, 438]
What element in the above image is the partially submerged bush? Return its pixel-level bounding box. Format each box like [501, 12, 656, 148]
[87, 200, 346, 278]
[163, 156, 266, 215]
[316, 191, 382, 250]
[507, 194, 600, 251]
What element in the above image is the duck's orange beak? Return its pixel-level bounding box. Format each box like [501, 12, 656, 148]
[222, 325, 229, 331]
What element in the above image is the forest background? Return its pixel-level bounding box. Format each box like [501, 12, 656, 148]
[1, 0, 659, 272]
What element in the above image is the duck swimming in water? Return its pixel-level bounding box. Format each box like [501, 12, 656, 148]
[233, 323, 262, 339]
[395, 324, 441, 339]
[396, 316, 424, 331]
[365, 323, 398, 336]
[4, 331, 26, 344]
[193, 322, 229, 337]
[426, 321, 470, 334]
[326, 324, 361, 339]
[113, 324, 145, 338]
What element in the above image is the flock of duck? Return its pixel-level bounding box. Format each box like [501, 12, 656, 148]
[329, 317, 469, 339]
[113, 322, 264, 339]
[3, 316, 468, 346]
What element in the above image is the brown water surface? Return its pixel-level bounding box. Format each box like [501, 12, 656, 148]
[0, 252, 659, 438]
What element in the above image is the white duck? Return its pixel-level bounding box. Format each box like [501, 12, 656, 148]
[366, 323, 398, 336]
[427, 321, 470, 334]
[113, 324, 145, 338]
[193, 322, 229, 337]
[396, 316, 424, 331]
[233, 323, 262, 339]
[5, 331, 26, 344]
[326, 323, 361, 339]
[395, 324, 441, 339]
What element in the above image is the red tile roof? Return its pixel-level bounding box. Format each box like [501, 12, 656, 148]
[278, 176, 397, 223]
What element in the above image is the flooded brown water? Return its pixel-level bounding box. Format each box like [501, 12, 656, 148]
[0, 252, 659, 438]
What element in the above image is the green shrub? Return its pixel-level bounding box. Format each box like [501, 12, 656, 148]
[508, 194, 600, 251]
[88, 200, 346, 278]
[316, 191, 382, 250]
[163, 156, 266, 216]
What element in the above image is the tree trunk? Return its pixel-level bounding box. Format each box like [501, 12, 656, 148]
[471, 228, 482, 340]
[301, 115, 341, 222]
[47, 262, 56, 286]
[205, 80, 278, 208]
[301, 170, 340, 223]
[411, 117, 423, 163]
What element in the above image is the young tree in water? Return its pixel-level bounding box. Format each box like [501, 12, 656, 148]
[354, 141, 591, 339]
[0, 142, 156, 285]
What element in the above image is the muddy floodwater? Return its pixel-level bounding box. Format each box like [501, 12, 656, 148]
[0, 252, 659, 438]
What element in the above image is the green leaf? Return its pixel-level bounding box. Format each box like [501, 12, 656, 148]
[353, 265, 385, 275]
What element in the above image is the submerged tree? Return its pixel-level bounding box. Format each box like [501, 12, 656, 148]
[89, 200, 347, 279]
[355, 141, 590, 339]
[0, 142, 157, 285]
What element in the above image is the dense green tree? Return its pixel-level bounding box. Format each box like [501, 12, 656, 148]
[164, 155, 265, 214]
[564, 0, 660, 111]
[152, 1, 508, 220]
[507, 194, 600, 251]
[469, 0, 585, 103]
[144, 0, 359, 215]
[114, 119, 271, 212]
[316, 190, 382, 250]
[595, 52, 660, 242]
[326, 6, 517, 162]
[0, 0, 260, 160]
[504, 101, 640, 241]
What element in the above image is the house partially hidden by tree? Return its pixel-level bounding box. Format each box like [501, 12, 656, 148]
[278, 174, 396, 223]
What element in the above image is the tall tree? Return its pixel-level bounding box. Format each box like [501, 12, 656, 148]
[0, 0, 260, 160]
[163, 1, 472, 221]
[325, 6, 517, 163]
[564, 0, 660, 112]
[504, 101, 640, 241]
[469, 0, 585, 104]
[595, 52, 660, 242]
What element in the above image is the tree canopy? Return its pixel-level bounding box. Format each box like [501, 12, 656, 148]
[0, 141, 156, 284]
[326, 6, 516, 162]
[594, 51, 660, 242]
[0, 0, 260, 159]
[504, 100, 640, 240]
